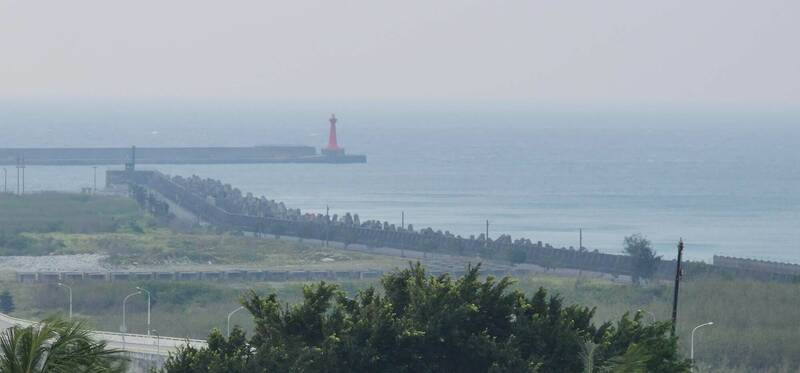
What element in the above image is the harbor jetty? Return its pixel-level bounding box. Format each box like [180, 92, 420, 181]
[0, 115, 366, 165]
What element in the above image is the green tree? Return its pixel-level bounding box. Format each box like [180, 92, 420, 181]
[594, 313, 689, 373]
[0, 317, 127, 372]
[0, 291, 14, 314]
[162, 264, 690, 373]
[510, 246, 528, 265]
[623, 234, 661, 285]
[163, 327, 252, 373]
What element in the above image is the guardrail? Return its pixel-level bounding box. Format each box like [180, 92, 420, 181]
[93, 330, 207, 349]
[0, 312, 35, 328]
[16, 269, 391, 283]
[0, 312, 206, 356]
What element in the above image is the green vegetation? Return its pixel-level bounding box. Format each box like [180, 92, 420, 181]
[517, 274, 800, 373]
[1, 192, 797, 372]
[623, 234, 661, 285]
[161, 265, 690, 373]
[3, 269, 798, 372]
[0, 317, 127, 372]
[0, 192, 402, 270]
[25, 231, 403, 269]
[0, 192, 154, 256]
[7, 279, 375, 340]
[0, 192, 144, 234]
[0, 291, 13, 314]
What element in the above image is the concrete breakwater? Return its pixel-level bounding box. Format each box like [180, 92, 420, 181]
[0, 146, 366, 165]
[109, 170, 637, 276]
[108, 169, 800, 283]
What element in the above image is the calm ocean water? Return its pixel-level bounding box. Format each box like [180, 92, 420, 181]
[1, 101, 799, 263]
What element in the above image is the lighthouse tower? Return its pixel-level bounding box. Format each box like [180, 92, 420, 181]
[322, 114, 345, 157]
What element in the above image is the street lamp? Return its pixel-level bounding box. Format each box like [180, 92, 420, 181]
[152, 329, 160, 354]
[227, 306, 246, 338]
[121, 290, 142, 334]
[56, 283, 72, 320]
[136, 286, 152, 336]
[637, 309, 656, 324]
[691, 321, 714, 361]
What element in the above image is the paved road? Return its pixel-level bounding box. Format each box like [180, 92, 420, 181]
[0, 313, 206, 356]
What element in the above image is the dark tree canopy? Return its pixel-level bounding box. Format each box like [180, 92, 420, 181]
[0, 290, 14, 314]
[623, 234, 662, 285]
[162, 264, 690, 373]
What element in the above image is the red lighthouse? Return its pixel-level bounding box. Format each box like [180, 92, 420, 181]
[322, 114, 345, 157]
[327, 114, 340, 151]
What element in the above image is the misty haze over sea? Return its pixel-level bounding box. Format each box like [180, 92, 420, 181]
[2, 101, 799, 263]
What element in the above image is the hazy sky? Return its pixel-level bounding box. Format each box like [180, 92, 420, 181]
[1, 0, 798, 106]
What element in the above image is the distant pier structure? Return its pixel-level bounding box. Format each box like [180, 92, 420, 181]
[0, 116, 366, 165]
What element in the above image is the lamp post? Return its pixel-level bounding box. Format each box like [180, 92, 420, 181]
[56, 283, 72, 320]
[152, 329, 160, 354]
[15, 157, 19, 195]
[637, 309, 656, 324]
[325, 205, 330, 247]
[136, 286, 152, 335]
[691, 321, 714, 361]
[227, 306, 246, 338]
[122, 290, 141, 334]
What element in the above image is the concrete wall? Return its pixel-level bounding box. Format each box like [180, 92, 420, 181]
[0, 146, 317, 165]
[126, 352, 167, 373]
[17, 268, 531, 284]
[714, 255, 800, 276]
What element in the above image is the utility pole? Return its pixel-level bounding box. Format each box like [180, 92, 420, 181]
[93, 166, 98, 193]
[20, 157, 25, 195]
[126, 146, 136, 171]
[400, 211, 405, 258]
[485, 220, 490, 247]
[671, 239, 685, 337]
[325, 205, 330, 247]
[2, 168, 6, 193]
[15, 157, 19, 195]
[579, 228, 583, 250]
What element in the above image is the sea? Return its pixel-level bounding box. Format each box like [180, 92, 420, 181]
[1, 100, 799, 263]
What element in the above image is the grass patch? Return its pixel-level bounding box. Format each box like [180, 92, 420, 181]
[0, 192, 144, 234]
[512, 273, 800, 372]
[0, 192, 153, 256]
[3, 279, 375, 339]
[26, 230, 404, 269]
